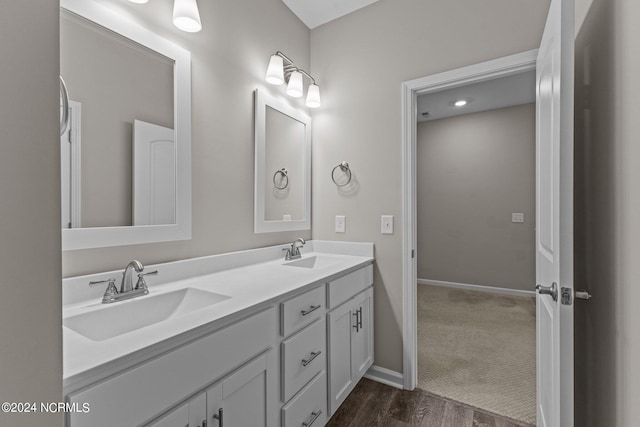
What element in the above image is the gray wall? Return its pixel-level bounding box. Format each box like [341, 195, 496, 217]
[417, 104, 535, 291]
[310, 0, 550, 373]
[61, 10, 174, 228]
[574, 0, 640, 424]
[0, 1, 63, 425]
[63, 0, 311, 277]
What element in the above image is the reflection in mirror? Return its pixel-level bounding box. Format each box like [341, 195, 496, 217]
[264, 106, 305, 221]
[255, 90, 311, 233]
[61, 0, 191, 251]
[60, 9, 174, 228]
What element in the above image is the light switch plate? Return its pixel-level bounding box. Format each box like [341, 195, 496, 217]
[335, 215, 346, 233]
[381, 215, 394, 234]
[512, 213, 525, 223]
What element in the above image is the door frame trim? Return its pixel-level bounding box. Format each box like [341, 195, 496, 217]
[400, 49, 538, 390]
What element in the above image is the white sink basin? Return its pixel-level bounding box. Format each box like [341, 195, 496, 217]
[64, 288, 231, 342]
[283, 255, 339, 269]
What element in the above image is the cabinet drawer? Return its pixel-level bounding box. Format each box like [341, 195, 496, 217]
[67, 307, 277, 427]
[327, 265, 373, 309]
[281, 285, 325, 336]
[282, 371, 327, 427]
[281, 319, 326, 402]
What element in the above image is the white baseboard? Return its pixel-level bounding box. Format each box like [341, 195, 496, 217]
[418, 278, 535, 297]
[364, 365, 404, 389]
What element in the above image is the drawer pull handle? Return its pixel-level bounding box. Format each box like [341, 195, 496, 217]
[301, 305, 321, 316]
[353, 312, 359, 332]
[358, 307, 363, 329]
[212, 408, 223, 427]
[302, 410, 322, 427]
[301, 350, 322, 367]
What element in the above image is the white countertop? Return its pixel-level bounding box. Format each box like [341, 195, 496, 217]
[63, 241, 373, 389]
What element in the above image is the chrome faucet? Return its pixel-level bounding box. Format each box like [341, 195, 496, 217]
[89, 260, 158, 304]
[121, 260, 144, 293]
[284, 238, 306, 261]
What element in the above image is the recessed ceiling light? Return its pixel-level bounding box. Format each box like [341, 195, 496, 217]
[454, 100, 467, 107]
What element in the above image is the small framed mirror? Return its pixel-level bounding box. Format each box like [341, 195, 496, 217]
[60, 0, 191, 250]
[254, 90, 311, 233]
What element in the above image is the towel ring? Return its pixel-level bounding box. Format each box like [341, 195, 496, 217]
[331, 161, 352, 187]
[273, 168, 289, 190]
[59, 76, 70, 136]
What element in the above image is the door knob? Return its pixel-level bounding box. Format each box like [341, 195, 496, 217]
[536, 282, 558, 301]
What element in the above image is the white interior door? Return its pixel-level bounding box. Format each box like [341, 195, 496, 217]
[133, 120, 176, 225]
[60, 100, 81, 229]
[535, 0, 574, 425]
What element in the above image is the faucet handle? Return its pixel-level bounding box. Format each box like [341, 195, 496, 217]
[89, 278, 117, 288]
[136, 270, 158, 291]
[89, 278, 118, 302]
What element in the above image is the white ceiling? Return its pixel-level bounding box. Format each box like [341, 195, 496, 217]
[417, 71, 536, 122]
[282, 0, 381, 29]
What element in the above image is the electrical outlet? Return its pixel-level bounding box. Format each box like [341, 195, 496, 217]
[335, 215, 346, 233]
[512, 213, 525, 223]
[381, 215, 394, 234]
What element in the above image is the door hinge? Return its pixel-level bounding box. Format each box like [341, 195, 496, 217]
[561, 287, 573, 305]
[411, 249, 415, 259]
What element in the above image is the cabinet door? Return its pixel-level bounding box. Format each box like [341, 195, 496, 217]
[351, 288, 373, 379]
[148, 392, 206, 427]
[147, 403, 188, 427]
[327, 300, 356, 415]
[207, 352, 275, 427]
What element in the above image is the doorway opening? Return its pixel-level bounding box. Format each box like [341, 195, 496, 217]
[401, 50, 538, 423]
[416, 73, 537, 424]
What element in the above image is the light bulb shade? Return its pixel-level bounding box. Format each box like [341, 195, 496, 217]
[265, 55, 284, 85]
[173, 0, 202, 33]
[305, 84, 321, 108]
[286, 71, 304, 98]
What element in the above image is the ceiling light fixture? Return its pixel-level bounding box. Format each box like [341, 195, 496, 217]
[128, 0, 149, 3]
[265, 51, 321, 108]
[454, 100, 468, 107]
[173, 0, 202, 33]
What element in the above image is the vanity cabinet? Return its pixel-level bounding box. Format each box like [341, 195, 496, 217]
[67, 307, 277, 427]
[327, 266, 374, 416]
[205, 351, 274, 427]
[65, 259, 374, 427]
[148, 393, 206, 427]
[148, 351, 274, 427]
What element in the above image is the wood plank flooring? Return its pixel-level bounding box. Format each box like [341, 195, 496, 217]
[325, 379, 535, 427]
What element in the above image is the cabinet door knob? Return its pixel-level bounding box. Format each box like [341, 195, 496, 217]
[212, 408, 223, 427]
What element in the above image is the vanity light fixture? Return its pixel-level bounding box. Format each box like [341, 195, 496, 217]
[287, 71, 304, 98]
[173, 0, 202, 33]
[454, 99, 468, 107]
[265, 51, 321, 108]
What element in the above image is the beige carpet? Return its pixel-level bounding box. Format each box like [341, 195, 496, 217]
[417, 285, 536, 425]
